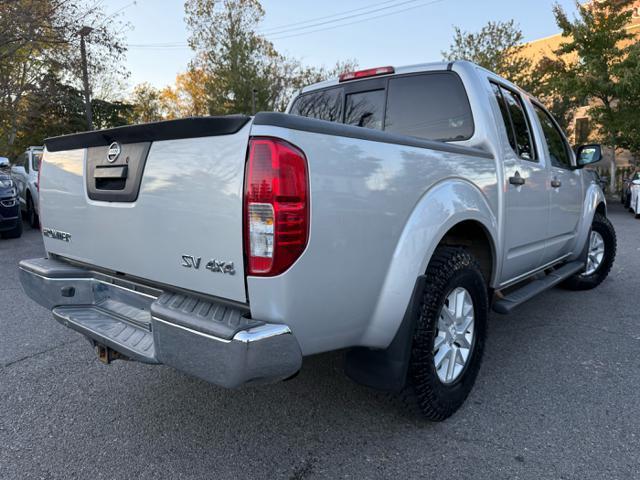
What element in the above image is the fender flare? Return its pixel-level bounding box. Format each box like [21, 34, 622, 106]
[360, 178, 499, 349]
[571, 184, 606, 262]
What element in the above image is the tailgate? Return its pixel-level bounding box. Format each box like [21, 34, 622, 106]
[40, 116, 251, 303]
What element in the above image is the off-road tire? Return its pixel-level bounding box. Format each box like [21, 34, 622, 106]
[402, 246, 488, 421]
[561, 213, 616, 291]
[1, 214, 22, 239]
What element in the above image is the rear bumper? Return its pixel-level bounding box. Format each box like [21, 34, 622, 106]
[18, 257, 302, 388]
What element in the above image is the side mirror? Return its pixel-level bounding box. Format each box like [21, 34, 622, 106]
[0, 157, 9, 168]
[575, 144, 602, 168]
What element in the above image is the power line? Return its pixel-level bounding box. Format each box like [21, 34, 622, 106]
[258, 0, 407, 33]
[270, 0, 447, 40]
[125, 0, 449, 49]
[260, 0, 425, 36]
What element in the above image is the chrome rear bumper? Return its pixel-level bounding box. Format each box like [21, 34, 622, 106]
[19, 257, 302, 388]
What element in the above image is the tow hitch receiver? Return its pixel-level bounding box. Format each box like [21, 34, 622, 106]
[95, 344, 126, 364]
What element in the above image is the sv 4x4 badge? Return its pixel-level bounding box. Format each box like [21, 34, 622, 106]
[181, 255, 235, 275]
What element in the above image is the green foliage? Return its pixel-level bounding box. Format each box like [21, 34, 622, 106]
[0, 0, 128, 156]
[129, 83, 164, 123]
[184, 0, 357, 115]
[550, 0, 636, 146]
[442, 20, 534, 90]
[545, 0, 640, 188]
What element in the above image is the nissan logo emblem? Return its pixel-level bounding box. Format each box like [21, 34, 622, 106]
[107, 142, 121, 163]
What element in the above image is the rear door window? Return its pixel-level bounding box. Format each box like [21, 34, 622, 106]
[344, 89, 385, 130]
[491, 83, 536, 162]
[533, 103, 573, 169]
[289, 88, 342, 122]
[491, 83, 516, 151]
[384, 73, 474, 141]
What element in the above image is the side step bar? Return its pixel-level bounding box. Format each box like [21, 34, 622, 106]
[493, 260, 584, 314]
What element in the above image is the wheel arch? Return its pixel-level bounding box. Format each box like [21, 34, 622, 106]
[360, 178, 499, 350]
[572, 184, 607, 262]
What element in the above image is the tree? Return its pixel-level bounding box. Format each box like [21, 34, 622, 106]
[185, 0, 284, 114]
[13, 71, 87, 154]
[442, 20, 534, 90]
[160, 68, 209, 119]
[0, 0, 128, 153]
[129, 83, 164, 123]
[184, 0, 357, 115]
[549, 0, 638, 190]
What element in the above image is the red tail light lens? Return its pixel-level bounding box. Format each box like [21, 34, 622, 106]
[244, 137, 309, 276]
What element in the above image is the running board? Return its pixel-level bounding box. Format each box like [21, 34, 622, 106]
[492, 261, 584, 314]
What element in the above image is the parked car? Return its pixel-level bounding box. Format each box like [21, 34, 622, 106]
[0, 171, 22, 238]
[586, 168, 607, 194]
[11, 146, 43, 228]
[621, 170, 638, 208]
[19, 61, 616, 420]
[628, 171, 640, 218]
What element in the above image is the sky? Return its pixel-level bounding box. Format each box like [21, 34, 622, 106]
[107, 0, 580, 91]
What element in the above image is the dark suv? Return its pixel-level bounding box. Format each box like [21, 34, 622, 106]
[0, 173, 22, 239]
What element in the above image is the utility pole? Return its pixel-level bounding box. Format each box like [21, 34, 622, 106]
[252, 88, 257, 115]
[78, 26, 94, 130]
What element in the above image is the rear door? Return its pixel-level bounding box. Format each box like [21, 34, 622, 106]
[40, 117, 251, 303]
[531, 102, 583, 264]
[491, 83, 550, 284]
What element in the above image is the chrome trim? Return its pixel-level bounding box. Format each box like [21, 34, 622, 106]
[19, 257, 302, 388]
[233, 324, 293, 343]
[152, 316, 231, 344]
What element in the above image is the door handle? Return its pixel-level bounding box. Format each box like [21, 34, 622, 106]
[509, 172, 525, 186]
[551, 179, 562, 188]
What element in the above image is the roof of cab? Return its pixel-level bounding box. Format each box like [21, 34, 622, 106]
[300, 61, 456, 94]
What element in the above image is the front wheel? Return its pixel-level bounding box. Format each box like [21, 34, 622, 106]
[561, 213, 616, 291]
[27, 195, 38, 229]
[403, 246, 488, 421]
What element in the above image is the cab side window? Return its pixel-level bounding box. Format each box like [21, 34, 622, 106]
[23, 153, 29, 174]
[533, 103, 573, 169]
[490, 82, 536, 162]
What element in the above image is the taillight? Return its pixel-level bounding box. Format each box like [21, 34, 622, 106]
[339, 66, 394, 82]
[244, 137, 309, 276]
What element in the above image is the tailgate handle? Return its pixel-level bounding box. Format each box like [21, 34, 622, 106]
[94, 165, 128, 179]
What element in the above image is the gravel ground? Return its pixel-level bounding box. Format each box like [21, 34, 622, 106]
[1, 202, 639, 479]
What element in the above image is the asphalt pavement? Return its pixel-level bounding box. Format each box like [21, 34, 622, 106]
[1, 202, 639, 479]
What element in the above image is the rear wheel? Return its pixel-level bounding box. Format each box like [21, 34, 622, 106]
[403, 246, 488, 421]
[562, 213, 616, 291]
[27, 195, 38, 229]
[1, 214, 22, 239]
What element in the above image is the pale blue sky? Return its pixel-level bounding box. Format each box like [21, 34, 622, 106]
[109, 0, 579, 90]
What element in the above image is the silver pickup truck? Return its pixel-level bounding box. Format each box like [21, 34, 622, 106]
[19, 61, 616, 420]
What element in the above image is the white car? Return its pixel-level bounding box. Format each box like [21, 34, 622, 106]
[629, 171, 640, 218]
[11, 146, 43, 228]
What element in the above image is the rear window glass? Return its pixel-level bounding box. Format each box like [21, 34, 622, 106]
[289, 88, 342, 122]
[384, 73, 474, 141]
[345, 89, 385, 130]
